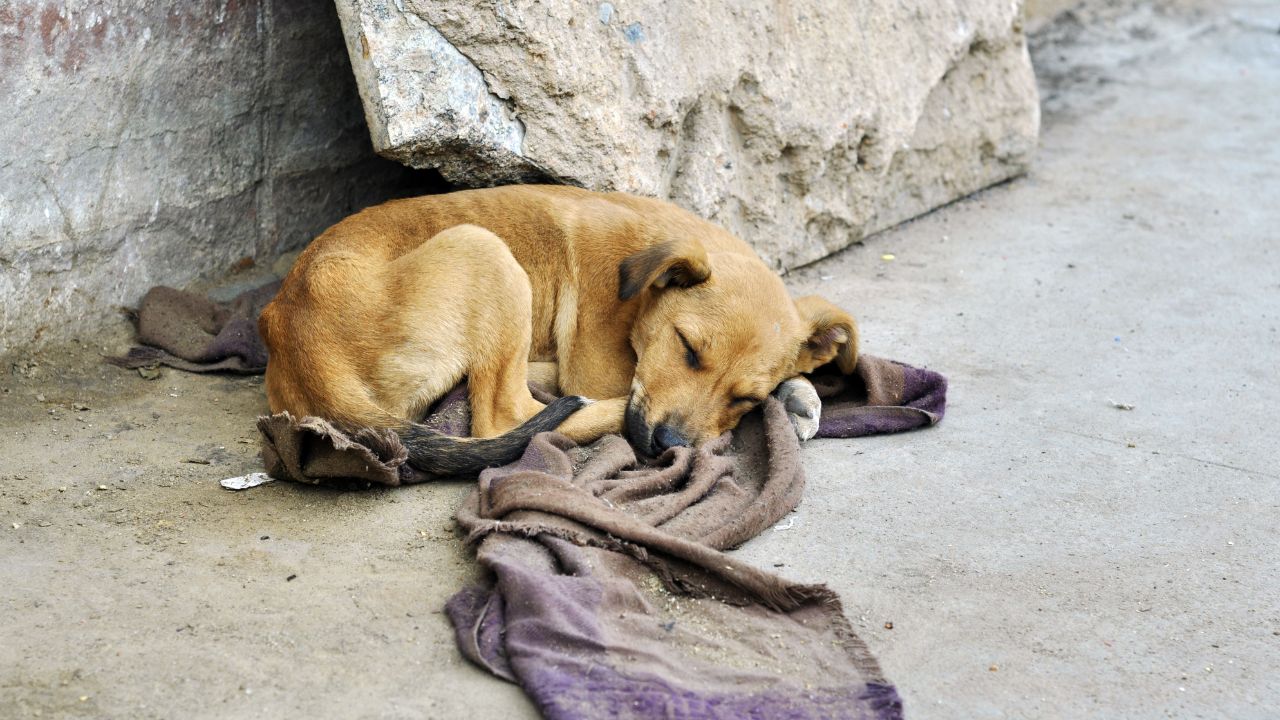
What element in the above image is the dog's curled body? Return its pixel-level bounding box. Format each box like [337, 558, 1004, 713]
[261, 185, 858, 470]
[261, 219, 590, 474]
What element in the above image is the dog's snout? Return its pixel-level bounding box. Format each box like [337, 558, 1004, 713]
[625, 383, 691, 455]
[652, 424, 689, 453]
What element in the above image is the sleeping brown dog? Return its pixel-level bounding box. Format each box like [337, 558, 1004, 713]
[259, 185, 857, 475]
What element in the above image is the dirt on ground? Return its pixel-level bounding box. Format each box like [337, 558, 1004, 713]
[0, 345, 534, 718]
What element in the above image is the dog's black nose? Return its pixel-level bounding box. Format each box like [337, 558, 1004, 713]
[652, 424, 689, 453]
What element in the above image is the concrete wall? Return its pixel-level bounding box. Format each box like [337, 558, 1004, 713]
[0, 1, 438, 355]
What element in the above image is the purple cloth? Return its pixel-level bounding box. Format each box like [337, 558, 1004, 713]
[813, 356, 946, 437]
[108, 282, 279, 374]
[253, 353, 941, 719]
[443, 370, 939, 719]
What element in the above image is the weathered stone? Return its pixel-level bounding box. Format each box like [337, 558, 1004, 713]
[336, 0, 1040, 269]
[1025, 0, 1081, 31]
[0, 1, 436, 355]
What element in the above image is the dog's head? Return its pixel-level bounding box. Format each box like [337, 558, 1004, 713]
[619, 238, 858, 455]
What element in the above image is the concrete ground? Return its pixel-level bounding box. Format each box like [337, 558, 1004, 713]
[2, 1, 1276, 717]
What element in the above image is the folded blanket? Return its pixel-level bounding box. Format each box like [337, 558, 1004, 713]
[114, 282, 946, 718]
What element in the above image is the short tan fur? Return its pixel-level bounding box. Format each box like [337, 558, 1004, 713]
[260, 185, 858, 469]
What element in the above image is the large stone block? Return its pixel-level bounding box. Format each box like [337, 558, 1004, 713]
[336, 0, 1040, 269]
[0, 0, 434, 355]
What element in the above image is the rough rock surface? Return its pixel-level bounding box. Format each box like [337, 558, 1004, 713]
[336, 0, 1040, 269]
[0, 1, 437, 355]
[1025, 0, 1082, 31]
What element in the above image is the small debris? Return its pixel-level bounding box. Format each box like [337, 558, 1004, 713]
[220, 473, 274, 490]
[286, 574, 298, 582]
[880, 253, 896, 261]
[773, 517, 795, 531]
[1126, 441, 1137, 448]
[1107, 399, 1135, 411]
[72, 402, 89, 411]
[11, 360, 41, 379]
[11, 522, 20, 530]
[35, 393, 46, 402]
[989, 664, 999, 672]
[138, 366, 162, 380]
[884, 621, 894, 630]
[260, 535, 270, 541]
[97, 484, 109, 491]
[182, 458, 211, 465]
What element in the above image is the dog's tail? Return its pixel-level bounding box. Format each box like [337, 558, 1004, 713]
[397, 395, 588, 476]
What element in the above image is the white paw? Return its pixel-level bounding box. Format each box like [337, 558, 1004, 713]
[773, 376, 821, 442]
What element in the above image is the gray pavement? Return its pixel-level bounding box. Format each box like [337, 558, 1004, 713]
[2, 2, 1277, 718]
[742, 2, 1280, 716]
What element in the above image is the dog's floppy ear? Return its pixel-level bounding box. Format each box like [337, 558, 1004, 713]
[793, 295, 859, 374]
[618, 239, 711, 301]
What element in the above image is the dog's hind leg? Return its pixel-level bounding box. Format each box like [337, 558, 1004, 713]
[526, 361, 560, 394]
[373, 224, 593, 474]
[382, 224, 557, 439]
[439, 227, 548, 439]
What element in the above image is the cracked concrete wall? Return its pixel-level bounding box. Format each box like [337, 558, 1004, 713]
[0, 0, 434, 355]
[337, 0, 1041, 270]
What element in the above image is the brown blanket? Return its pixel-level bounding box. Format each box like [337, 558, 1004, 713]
[447, 403, 899, 720]
[108, 282, 280, 374]
[115, 282, 946, 718]
[258, 358, 943, 720]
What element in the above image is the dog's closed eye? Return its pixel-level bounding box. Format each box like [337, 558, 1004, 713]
[676, 328, 700, 370]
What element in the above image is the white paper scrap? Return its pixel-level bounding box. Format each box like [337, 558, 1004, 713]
[220, 473, 274, 490]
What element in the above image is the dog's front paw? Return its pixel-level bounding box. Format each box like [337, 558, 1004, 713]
[773, 377, 821, 442]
